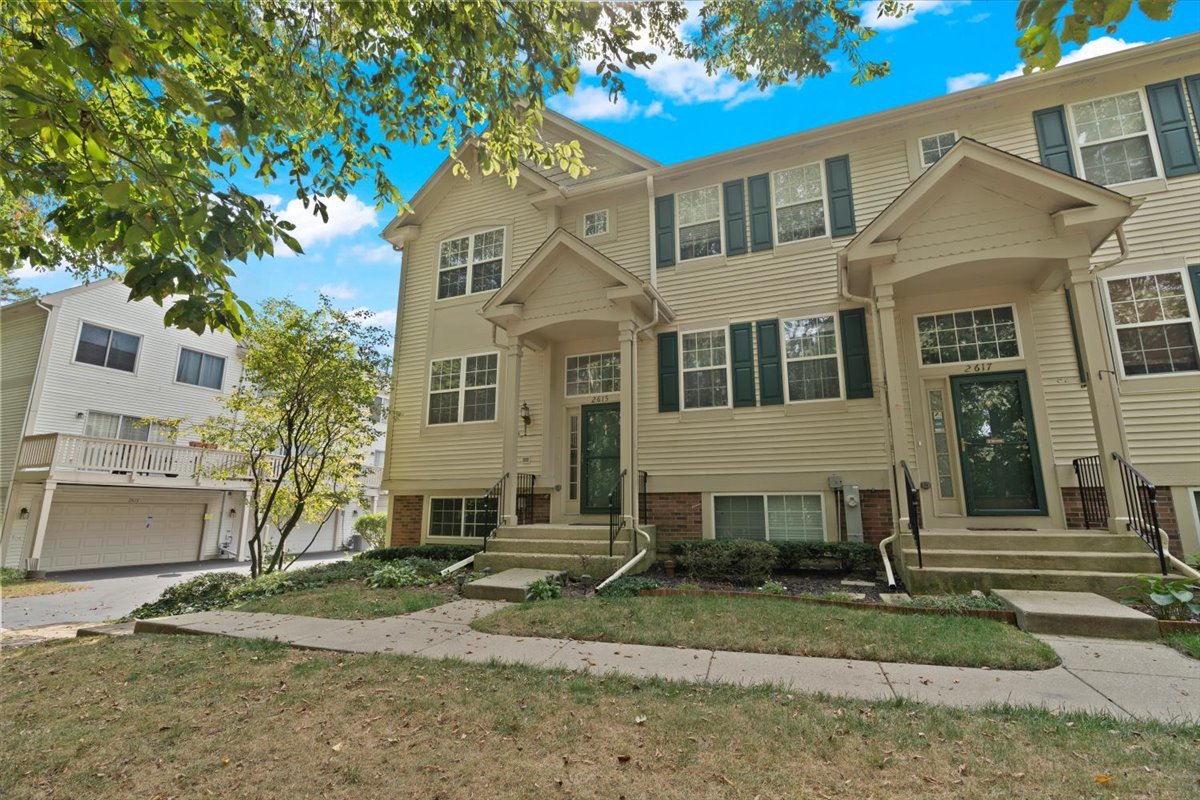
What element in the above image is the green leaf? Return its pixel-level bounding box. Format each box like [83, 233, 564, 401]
[101, 181, 131, 208]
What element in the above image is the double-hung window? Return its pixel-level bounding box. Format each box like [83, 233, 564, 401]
[1068, 91, 1159, 186]
[676, 186, 722, 261]
[773, 163, 826, 243]
[75, 322, 140, 372]
[919, 131, 958, 168]
[427, 353, 498, 425]
[428, 497, 494, 537]
[1105, 270, 1199, 376]
[566, 352, 620, 396]
[436, 228, 505, 299]
[680, 329, 729, 409]
[714, 494, 824, 542]
[176, 348, 225, 389]
[783, 315, 841, 401]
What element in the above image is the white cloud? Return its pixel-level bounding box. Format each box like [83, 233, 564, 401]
[638, 52, 774, 110]
[272, 194, 378, 256]
[319, 282, 357, 301]
[968, 12, 990, 23]
[861, 0, 964, 30]
[548, 85, 670, 122]
[995, 36, 1146, 82]
[946, 72, 990, 93]
[256, 193, 283, 209]
[354, 307, 397, 329]
[342, 243, 398, 265]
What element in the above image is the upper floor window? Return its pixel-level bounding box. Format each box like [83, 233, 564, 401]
[176, 347, 225, 389]
[75, 322, 140, 372]
[437, 228, 505, 299]
[1068, 91, 1158, 186]
[427, 353, 498, 425]
[783, 315, 841, 401]
[370, 395, 388, 424]
[584, 209, 609, 237]
[84, 411, 172, 443]
[566, 352, 619, 396]
[1105, 270, 1199, 376]
[773, 163, 826, 243]
[917, 305, 1019, 366]
[681, 329, 729, 409]
[676, 186, 722, 261]
[920, 131, 958, 168]
[373, 449, 386, 468]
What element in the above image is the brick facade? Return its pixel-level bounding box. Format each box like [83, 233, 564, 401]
[1060, 486, 1182, 552]
[859, 489, 895, 547]
[389, 495, 423, 547]
[643, 492, 703, 548]
[532, 493, 550, 524]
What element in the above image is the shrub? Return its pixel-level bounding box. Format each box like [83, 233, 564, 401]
[130, 571, 250, 618]
[1122, 575, 1200, 621]
[0, 566, 27, 586]
[358, 545, 480, 563]
[366, 563, 426, 589]
[596, 576, 661, 598]
[353, 513, 388, 549]
[671, 540, 778, 585]
[904, 593, 1007, 612]
[525, 576, 561, 601]
[757, 580, 788, 595]
[773, 541, 878, 574]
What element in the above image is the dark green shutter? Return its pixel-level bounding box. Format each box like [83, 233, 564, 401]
[747, 173, 773, 251]
[1189, 266, 1200, 318]
[654, 195, 675, 267]
[755, 319, 783, 406]
[657, 332, 679, 412]
[1032, 106, 1076, 176]
[1145, 80, 1200, 177]
[730, 323, 756, 407]
[1186, 75, 1200, 139]
[838, 308, 872, 399]
[722, 179, 747, 256]
[824, 155, 856, 237]
[1063, 288, 1087, 386]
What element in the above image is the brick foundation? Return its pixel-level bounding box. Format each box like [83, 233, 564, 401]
[643, 492, 703, 547]
[389, 495, 423, 546]
[1060, 486, 1182, 552]
[859, 489, 895, 547]
[532, 493, 550, 524]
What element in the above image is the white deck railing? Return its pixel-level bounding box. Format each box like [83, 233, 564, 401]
[16, 433, 280, 483]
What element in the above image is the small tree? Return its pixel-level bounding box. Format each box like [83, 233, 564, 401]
[198, 298, 390, 576]
[353, 512, 388, 550]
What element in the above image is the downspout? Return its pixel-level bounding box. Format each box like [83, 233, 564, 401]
[838, 252, 901, 588]
[1088, 224, 1128, 274]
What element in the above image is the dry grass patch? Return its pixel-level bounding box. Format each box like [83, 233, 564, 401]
[474, 595, 1059, 670]
[0, 580, 84, 598]
[233, 582, 453, 619]
[2, 635, 1196, 800]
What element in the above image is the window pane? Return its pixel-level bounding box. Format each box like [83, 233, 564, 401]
[427, 392, 460, 425]
[198, 354, 225, 389]
[471, 260, 502, 293]
[766, 495, 824, 542]
[439, 237, 469, 269]
[1072, 92, 1147, 145]
[430, 358, 461, 391]
[176, 348, 202, 384]
[1080, 136, 1155, 185]
[84, 411, 121, 439]
[106, 331, 140, 372]
[463, 497, 495, 538]
[679, 220, 721, 260]
[776, 201, 825, 242]
[715, 495, 766, 540]
[584, 210, 608, 236]
[773, 164, 822, 207]
[75, 323, 110, 366]
[677, 186, 720, 226]
[465, 354, 497, 387]
[683, 368, 728, 409]
[917, 306, 1019, 365]
[463, 387, 496, 422]
[784, 316, 836, 358]
[429, 498, 464, 536]
[787, 357, 840, 401]
[473, 229, 504, 262]
[566, 352, 619, 395]
[438, 266, 467, 299]
[682, 330, 727, 369]
[118, 416, 151, 441]
[921, 131, 957, 166]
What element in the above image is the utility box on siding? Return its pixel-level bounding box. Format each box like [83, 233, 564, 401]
[843, 485, 864, 543]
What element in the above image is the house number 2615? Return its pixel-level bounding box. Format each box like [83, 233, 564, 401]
[962, 363, 994, 373]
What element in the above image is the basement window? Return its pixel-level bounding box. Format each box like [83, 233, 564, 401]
[428, 497, 495, 537]
[714, 494, 824, 542]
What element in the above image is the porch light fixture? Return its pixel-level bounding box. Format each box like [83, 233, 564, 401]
[520, 402, 532, 436]
[18, 507, 29, 520]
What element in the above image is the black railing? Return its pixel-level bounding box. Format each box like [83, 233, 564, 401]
[1071, 455, 1108, 530]
[900, 461, 922, 568]
[1112, 452, 1168, 575]
[638, 470, 648, 525]
[515, 472, 536, 525]
[608, 469, 627, 558]
[480, 473, 507, 551]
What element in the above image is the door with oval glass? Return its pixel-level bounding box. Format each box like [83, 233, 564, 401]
[580, 403, 620, 514]
[949, 371, 1047, 516]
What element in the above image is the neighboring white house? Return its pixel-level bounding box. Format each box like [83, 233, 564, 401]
[0, 280, 388, 572]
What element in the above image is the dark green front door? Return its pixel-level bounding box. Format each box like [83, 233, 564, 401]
[950, 371, 1047, 516]
[580, 403, 620, 514]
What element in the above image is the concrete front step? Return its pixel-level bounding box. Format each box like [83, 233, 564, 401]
[496, 524, 631, 542]
[488, 537, 619, 556]
[903, 531, 1151, 553]
[462, 568, 565, 602]
[905, 565, 1188, 600]
[993, 589, 1159, 640]
[474, 551, 630, 579]
[901, 548, 1166, 572]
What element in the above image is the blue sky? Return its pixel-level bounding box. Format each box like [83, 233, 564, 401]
[16, 0, 1200, 328]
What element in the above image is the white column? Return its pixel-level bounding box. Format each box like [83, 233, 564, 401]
[1066, 262, 1131, 530]
[874, 287, 910, 531]
[26, 481, 57, 571]
[501, 339, 523, 525]
[619, 321, 638, 542]
[236, 490, 252, 561]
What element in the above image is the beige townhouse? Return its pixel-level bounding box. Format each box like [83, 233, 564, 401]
[378, 34, 1200, 593]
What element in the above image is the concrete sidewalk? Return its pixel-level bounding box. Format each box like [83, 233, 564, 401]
[135, 599, 1200, 724]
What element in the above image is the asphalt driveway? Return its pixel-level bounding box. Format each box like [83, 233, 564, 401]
[1, 553, 346, 631]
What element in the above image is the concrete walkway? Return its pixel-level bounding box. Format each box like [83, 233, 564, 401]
[135, 599, 1200, 724]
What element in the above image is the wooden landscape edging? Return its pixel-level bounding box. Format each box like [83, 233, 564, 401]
[1158, 619, 1200, 635]
[638, 587, 1018, 625]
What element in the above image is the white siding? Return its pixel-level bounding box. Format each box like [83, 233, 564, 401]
[0, 302, 47, 521]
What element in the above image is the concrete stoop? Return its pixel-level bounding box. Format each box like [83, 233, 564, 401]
[993, 589, 1159, 640]
[462, 568, 565, 602]
[473, 523, 656, 579]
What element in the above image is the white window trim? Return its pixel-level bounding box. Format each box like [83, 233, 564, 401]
[912, 303, 1024, 369]
[173, 344, 227, 391]
[426, 351, 499, 426]
[434, 226, 507, 301]
[711, 492, 827, 543]
[1101, 267, 1200, 380]
[426, 496, 491, 538]
[583, 208, 610, 238]
[1065, 88, 1165, 187]
[919, 130, 958, 168]
[72, 319, 143, 375]
[781, 312, 845, 404]
[679, 327, 732, 410]
[674, 184, 725, 263]
[770, 161, 831, 246]
[564, 350, 621, 397]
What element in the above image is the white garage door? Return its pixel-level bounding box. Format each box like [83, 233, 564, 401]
[40, 500, 205, 571]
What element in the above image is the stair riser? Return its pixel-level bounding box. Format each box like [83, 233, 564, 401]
[488, 539, 617, 556]
[904, 570, 1151, 601]
[474, 552, 638, 579]
[901, 534, 1151, 553]
[902, 550, 1165, 572]
[498, 527, 628, 542]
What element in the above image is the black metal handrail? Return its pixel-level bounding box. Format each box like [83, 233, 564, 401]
[1112, 452, 1168, 575]
[900, 461, 922, 568]
[638, 470, 648, 525]
[607, 469, 627, 558]
[480, 473, 507, 552]
[1071, 455, 1108, 530]
[515, 472, 536, 525]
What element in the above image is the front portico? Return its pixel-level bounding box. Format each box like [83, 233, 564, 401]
[481, 228, 674, 531]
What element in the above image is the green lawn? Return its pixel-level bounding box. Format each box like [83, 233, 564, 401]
[2, 636, 1195, 800]
[1165, 632, 1200, 660]
[473, 595, 1060, 670]
[234, 582, 452, 619]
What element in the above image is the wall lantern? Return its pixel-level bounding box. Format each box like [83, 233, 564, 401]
[18, 507, 29, 520]
[520, 402, 532, 436]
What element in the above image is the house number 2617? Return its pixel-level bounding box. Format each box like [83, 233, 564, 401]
[962, 363, 994, 373]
